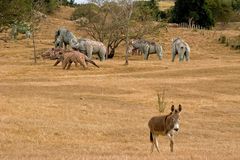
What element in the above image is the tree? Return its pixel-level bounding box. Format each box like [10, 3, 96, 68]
[232, 0, 240, 11]
[132, 0, 160, 21]
[171, 0, 214, 28]
[72, 0, 162, 60]
[0, 0, 31, 32]
[30, 0, 47, 63]
[0, 0, 57, 63]
[207, 0, 234, 23]
[44, 0, 58, 13]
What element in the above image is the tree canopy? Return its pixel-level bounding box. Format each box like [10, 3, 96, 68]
[171, 0, 214, 28]
[0, 0, 59, 31]
[170, 0, 240, 28]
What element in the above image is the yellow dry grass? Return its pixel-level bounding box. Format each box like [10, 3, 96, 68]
[0, 6, 240, 160]
[158, 1, 175, 11]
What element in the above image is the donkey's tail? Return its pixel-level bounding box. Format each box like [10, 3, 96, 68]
[150, 131, 153, 142]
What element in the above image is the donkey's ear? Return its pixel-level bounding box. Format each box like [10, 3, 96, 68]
[178, 104, 182, 112]
[171, 105, 175, 112]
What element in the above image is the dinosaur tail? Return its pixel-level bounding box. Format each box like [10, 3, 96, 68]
[150, 131, 153, 142]
[85, 56, 99, 68]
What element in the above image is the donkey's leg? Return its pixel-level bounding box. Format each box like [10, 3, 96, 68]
[153, 134, 160, 153]
[168, 133, 174, 152]
[151, 142, 154, 153]
[150, 132, 154, 153]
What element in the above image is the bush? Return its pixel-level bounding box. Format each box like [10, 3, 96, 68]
[157, 90, 167, 113]
[132, 0, 161, 21]
[232, 0, 240, 11]
[207, 0, 234, 23]
[219, 35, 240, 50]
[44, 0, 58, 13]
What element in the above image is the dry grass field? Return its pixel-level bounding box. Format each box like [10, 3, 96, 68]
[0, 6, 240, 160]
[158, 0, 175, 11]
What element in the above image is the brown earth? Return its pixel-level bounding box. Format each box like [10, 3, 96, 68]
[0, 7, 240, 160]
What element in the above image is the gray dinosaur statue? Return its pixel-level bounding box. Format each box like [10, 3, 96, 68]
[76, 38, 107, 61]
[127, 39, 163, 60]
[10, 21, 31, 39]
[54, 28, 106, 61]
[171, 37, 190, 62]
[54, 27, 79, 49]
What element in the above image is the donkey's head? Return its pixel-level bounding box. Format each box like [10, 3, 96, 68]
[166, 104, 182, 133]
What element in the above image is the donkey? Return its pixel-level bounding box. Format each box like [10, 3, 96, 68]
[127, 39, 163, 60]
[148, 104, 182, 153]
[172, 37, 190, 62]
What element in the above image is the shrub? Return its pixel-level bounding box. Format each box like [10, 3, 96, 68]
[157, 90, 166, 113]
[132, 0, 161, 21]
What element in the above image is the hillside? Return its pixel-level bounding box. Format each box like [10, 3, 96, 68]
[158, 0, 175, 11]
[0, 6, 240, 160]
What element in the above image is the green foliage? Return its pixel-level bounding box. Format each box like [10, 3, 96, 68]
[207, 0, 234, 23]
[0, 0, 31, 30]
[232, 0, 240, 11]
[61, 0, 76, 6]
[171, 0, 214, 28]
[44, 0, 58, 13]
[132, 0, 161, 21]
[159, 7, 174, 22]
[0, 0, 58, 31]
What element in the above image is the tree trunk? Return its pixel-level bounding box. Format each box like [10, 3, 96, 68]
[125, 1, 133, 65]
[32, 29, 37, 64]
[108, 48, 115, 59]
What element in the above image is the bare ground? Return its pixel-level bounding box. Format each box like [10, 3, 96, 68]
[0, 7, 240, 160]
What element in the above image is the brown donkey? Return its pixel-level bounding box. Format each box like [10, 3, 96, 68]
[148, 104, 182, 153]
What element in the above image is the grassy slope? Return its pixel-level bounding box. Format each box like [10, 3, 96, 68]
[0, 6, 240, 160]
